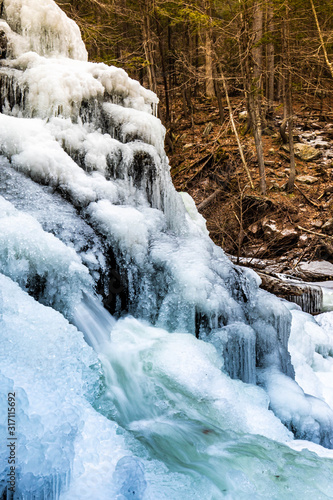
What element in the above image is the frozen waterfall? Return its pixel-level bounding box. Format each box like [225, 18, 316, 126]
[1, 0, 333, 499]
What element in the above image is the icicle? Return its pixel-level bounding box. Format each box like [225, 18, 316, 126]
[288, 284, 323, 314]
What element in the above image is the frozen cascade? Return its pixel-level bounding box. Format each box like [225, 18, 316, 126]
[73, 292, 115, 352]
[0, 0, 333, 498]
[284, 277, 324, 315]
[289, 285, 323, 315]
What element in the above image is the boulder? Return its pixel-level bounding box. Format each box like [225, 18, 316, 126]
[282, 143, 322, 161]
[262, 218, 298, 247]
[310, 122, 322, 130]
[296, 174, 318, 184]
[294, 143, 322, 161]
[294, 260, 333, 281]
[239, 110, 248, 121]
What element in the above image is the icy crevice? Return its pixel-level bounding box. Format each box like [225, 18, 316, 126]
[0, 156, 108, 288]
[0, 66, 27, 114]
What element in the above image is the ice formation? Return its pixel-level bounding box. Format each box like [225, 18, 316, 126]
[0, 0, 87, 60]
[0, 0, 333, 498]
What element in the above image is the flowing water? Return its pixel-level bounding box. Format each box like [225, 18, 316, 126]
[1, 1, 333, 499]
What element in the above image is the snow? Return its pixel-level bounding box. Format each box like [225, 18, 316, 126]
[259, 367, 333, 447]
[265, 309, 333, 447]
[289, 310, 333, 412]
[87, 200, 165, 265]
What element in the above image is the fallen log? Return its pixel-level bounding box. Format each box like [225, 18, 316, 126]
[228, 254, 328, 313]
[256, 272, 304, 296]
[197, 189, 222, 211]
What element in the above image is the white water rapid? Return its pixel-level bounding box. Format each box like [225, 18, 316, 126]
[1, 1, 333, 499]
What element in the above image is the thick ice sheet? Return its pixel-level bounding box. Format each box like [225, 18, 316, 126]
[0, 195, 93, 316]
[0, 155, 106, 281]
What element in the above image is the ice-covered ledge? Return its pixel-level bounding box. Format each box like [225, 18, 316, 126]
[228, 254, 333, 314]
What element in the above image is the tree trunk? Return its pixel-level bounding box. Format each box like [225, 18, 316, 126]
[142, 0, 156, 93]
[204, 0, 215, 97]
[283, 6, 296, 192]
[310, 0, 333, 79]
[155, 17, 170, 123]
[253, 1, 263, 82]
[239, 0, 266, 194]
[265, 1, 274, 117]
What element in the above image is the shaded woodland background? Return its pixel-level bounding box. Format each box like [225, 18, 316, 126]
[56, 0, 333, 265]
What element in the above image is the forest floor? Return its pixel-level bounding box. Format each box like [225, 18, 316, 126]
[164, 89, 333, 275]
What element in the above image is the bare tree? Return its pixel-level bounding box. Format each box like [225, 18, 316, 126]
[239, 0, 266, 194]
